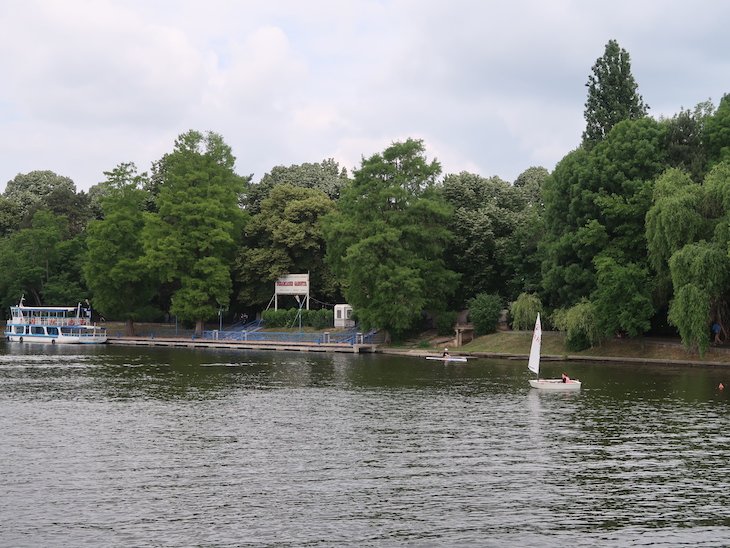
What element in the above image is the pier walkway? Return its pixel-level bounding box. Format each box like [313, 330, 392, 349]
[107, 336, 377, 354]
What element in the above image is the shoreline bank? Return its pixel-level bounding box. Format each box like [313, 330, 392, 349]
[377, 347, 730, 368]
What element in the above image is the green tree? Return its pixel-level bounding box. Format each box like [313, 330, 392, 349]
[553, 300, 601, 351]
[704, 94, 730, 167]
[3, 170, 76, 224]
[645, 168, 708, 303]
[662, 101, 714, 182]
[513, 166, 548, 206]
[142, 131, 247, 335]
[323, 138, 457, 340]
[441, 171, 536, 305]
[0, 210, 67, 306]
[509, 293, 542, 330]
[244, 159, 349, 214]
[542, 118, 666, 309]
[592, 256, 653, 337]
[668, 283, 711, 355]
[84, 163, 158, 335]
[235, 184, 337, 307]
[0, 196, 20, 237]
[582, 39, 649, 147]
[646, 162, 730, 349]
[468, 292, 502, 336]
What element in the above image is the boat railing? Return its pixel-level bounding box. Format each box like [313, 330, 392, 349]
[200, 326, 378, 345]
[10, 316, 90, 327]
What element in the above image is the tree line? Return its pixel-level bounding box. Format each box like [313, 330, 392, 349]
[0, 40, 728, 352]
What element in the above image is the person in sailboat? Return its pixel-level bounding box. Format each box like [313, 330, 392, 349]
[562, 372, 570, 383]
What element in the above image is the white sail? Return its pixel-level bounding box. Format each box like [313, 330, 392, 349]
[527, 314, 541, 376]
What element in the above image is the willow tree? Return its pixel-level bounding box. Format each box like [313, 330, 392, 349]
[668, 242, 730, 355]
[142, 131, 247, 335]
[647, 162, 730, 353]
[645, 168, 708, 302]
[323, 139, 457, 340]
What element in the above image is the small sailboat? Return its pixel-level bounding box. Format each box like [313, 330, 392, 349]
[527, 314, 581, 391]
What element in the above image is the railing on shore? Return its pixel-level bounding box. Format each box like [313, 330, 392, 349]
[201, 327, 380, 345]
[108, 321, 381, 346]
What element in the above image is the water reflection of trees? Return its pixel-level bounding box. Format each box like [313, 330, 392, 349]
[91, 347, 362, 400]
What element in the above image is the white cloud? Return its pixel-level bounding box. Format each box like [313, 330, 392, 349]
[0, 0, 728, 191]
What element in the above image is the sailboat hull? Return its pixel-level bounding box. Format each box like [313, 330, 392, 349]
[529, 379, 581, 391]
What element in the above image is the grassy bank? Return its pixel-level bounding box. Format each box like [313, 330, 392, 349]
[102, 320, 730, 366]
[402, 330, 730, 366]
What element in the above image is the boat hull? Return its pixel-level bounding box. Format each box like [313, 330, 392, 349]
[426, 356, 468, 362]
[529, 379, 582, 391]
[6, 333, 107, 344]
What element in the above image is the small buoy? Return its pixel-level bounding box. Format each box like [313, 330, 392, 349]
[719, 383, 725, 391]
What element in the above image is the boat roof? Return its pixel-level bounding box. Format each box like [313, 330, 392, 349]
[11, 306, 78, 312]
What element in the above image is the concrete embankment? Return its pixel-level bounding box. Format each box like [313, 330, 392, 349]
[107, 336, 376, 354]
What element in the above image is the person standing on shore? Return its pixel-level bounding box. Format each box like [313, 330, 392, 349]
[712, 322, 722, 345]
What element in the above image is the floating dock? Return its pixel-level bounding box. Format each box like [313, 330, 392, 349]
[107, 336, 377, 354]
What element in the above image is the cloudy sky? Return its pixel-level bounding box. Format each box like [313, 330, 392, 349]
[0, 1, 728, 192]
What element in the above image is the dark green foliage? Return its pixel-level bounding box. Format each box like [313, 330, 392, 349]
[84, 163, 159, 332]
[323, 138, 457, 339]
[261, 308, 334, 329]
[468, 293, 502, 336]
[704, 94, 730, 166]
[142, 131, 247, 334]
[441, 170, 543, 305]
[592, 257, 653, 337]
[542, 118, 667, 309]
[662, 103, 714, 182]
[235, 184, 337, 307]
[435, 311, 457, 336]
[0, 210, 67, 307]
[245, 159, 349, 214]
[582, 39, 648, 148]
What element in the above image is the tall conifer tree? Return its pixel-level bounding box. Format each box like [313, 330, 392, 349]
[582, 39, 648, 147]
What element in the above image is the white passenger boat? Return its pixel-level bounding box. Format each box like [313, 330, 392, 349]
[4, 300, 107, 344]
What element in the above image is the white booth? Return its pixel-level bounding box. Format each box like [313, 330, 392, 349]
[334, 304, 354, 328]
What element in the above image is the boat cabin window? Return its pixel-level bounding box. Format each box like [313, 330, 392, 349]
[47, 327, 59, 336]
[31, 326, 45, 335]
[14, 326, 26, 334]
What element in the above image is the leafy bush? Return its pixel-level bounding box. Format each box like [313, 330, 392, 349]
[510, 293, 542, 330]
[468, 293, 502, 336]
[262, 308, 334, 329]
[308, 309, 334, 329]
[435, 311, 457, 336]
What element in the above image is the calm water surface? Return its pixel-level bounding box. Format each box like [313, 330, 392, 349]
[1, 343, 730, 547]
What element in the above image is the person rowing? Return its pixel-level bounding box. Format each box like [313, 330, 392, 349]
[442, 347, 450, 359]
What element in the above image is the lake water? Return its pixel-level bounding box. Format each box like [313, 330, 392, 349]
[1, 342, 730, 547]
